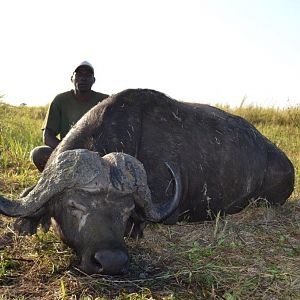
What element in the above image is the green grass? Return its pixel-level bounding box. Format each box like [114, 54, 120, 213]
[0, 104, 46, 194]
[0, 102, 299, 299]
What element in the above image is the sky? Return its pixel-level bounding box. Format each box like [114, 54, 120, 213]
[0, 0, 300, 108]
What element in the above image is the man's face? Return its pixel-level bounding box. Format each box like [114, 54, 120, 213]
[73, 67, 95, 93]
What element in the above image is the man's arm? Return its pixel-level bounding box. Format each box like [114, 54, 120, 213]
[43, 128, 60, 149]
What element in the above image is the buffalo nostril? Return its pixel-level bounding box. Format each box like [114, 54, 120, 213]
[94, 249, 129, 275]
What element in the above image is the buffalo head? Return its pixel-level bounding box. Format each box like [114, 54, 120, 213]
[0, 149, 181, 275]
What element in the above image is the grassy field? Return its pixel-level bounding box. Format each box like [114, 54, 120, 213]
[0, 103, 299, 299]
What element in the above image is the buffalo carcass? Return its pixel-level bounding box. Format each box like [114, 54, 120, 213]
[0, 89, 295, 275]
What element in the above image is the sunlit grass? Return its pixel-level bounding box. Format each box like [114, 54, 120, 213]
[0, 103, 46, 194]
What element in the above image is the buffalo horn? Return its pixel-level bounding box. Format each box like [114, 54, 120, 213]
[135, 162, 182, 222]
[0, 149, 109, 217]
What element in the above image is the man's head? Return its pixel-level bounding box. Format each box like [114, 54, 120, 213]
[72, 61, 95, 94]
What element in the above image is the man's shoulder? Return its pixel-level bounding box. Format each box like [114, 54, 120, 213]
[49, 91, 74, 107]
[92, 91, 109, 100]
[53, 90, 73, 101]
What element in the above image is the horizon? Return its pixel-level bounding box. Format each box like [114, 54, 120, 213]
[0, 92, 299, 109]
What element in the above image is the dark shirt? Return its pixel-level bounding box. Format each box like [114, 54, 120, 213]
[42, 90, 109, 139]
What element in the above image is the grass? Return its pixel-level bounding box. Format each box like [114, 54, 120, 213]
[0, 104, 46, 195]
[0, 102, 299, 299]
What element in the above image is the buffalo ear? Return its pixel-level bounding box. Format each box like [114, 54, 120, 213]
[13, 217, 39, 235]
[13, 210, 52, 235]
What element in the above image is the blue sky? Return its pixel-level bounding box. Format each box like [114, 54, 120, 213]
[0, 0, 299, 107]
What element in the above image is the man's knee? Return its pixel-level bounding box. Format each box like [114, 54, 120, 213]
[30, 146, 53, 172]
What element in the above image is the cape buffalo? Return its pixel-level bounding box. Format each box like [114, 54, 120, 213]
[0, 89, 295, 275]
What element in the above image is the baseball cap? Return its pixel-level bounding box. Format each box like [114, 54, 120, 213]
[74, 61, 94, 74]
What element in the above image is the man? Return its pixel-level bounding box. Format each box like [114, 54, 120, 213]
[30, 61, 109, 172]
